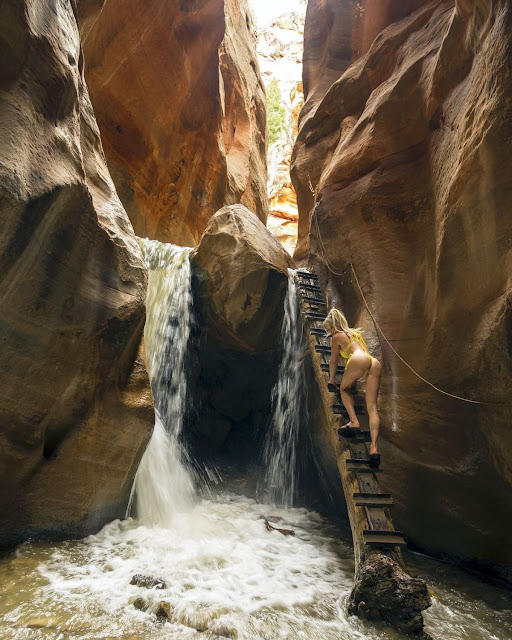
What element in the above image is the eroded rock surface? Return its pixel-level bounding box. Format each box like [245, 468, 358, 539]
[0, 0, 153, 543]
[191, 204, 291, 353]
[81, 0, 268, 245]
[292, 0, 512, 579]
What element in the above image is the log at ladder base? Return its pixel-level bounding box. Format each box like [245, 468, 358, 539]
[295, 271, 432, 637]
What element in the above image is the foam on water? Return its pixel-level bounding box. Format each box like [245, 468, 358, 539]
[1, 494, 511, 640]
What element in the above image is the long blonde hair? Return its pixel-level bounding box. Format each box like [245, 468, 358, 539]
[323, 308, 362, 338]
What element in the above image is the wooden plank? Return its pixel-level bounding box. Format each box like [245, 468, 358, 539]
[299, 283, 322, 292]
[365, 507, 389, 532]
[296, 270, 318, 279]
[363, 531, 406, 547]
[354, 495, 393, 507]
[307, 312, 327, 320]
[301, 295, 325, 304]
[346, 462, 383, 473]
[321, 363, 345, 373]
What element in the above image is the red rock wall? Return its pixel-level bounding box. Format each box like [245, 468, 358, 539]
[80, 0, 268, 246]
[293, 0, 512, 579]
[0, 0, 153, 543]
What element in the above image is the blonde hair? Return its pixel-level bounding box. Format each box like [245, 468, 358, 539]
[323, 308, 362, 338]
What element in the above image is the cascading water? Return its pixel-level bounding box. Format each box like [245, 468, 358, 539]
[263, 269, 306, 507]
[129, 240, 196, 526]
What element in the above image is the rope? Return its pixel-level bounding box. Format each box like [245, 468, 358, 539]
[310, 202, 510, 406]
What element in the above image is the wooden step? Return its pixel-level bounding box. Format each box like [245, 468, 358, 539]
[315, 345, 331, 353]
[332, 404, 365, 415]
[307, 312, 327, 320]
[363, 530, 406, 547]
[354, 493, 393, 507]
[321, 363, 344, 373]
[311, 327, 327, 335]
[327, 383, 356, 394]
[301, 295, 325, 304]
[346, 461, 383, 473]
[337, 427, 370, 442]
[296, 270, 318, 279]
[300, 283, 322, 292]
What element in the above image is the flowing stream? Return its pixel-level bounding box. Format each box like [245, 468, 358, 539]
[0, 242, 511, 639]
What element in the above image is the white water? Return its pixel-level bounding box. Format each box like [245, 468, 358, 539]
[129, 240, 196, 526]
[1, 244, 511, 640]
[263, 270, 306, 507]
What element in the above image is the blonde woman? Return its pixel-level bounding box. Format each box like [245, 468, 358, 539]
[323, 309, 382, 467]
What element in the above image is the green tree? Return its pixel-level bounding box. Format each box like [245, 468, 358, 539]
[266, 78, 287, 147]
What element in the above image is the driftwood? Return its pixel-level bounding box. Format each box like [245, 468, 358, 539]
[260, 516, 295, 536]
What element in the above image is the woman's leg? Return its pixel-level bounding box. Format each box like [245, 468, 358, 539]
[365, 358, 382, 454]
[339, 355, 368, 428]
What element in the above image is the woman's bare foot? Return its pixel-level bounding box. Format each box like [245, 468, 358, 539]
[339, 421, 360, 431]
[369, 444, 378, 455]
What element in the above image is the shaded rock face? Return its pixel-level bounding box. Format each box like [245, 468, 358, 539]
[81, 0, 268, 245]
[293, 0, 512, 578]
[189, 204, 291, 456]
[0, 0, 153, 543]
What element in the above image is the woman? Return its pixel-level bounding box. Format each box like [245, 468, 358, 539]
[323, 309, 382, 467]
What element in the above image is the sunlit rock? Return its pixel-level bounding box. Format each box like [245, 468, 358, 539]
[81, 0, 268, 245]
[0, 0, 153, 544]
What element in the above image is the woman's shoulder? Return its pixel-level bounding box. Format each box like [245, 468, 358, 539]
[332, 331, 349, 346]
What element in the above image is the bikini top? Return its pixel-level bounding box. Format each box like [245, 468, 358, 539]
[339, 330, 369, 359]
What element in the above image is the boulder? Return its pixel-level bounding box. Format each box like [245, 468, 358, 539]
[130, 574, 167, 590]
[81, 0, 268, 245]
[292, 0, 512, 579]
[191, 204, 292, 353]
[0, 0, 153, 544]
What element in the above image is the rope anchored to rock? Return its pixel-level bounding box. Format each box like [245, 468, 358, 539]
[309, 202, 511, 406]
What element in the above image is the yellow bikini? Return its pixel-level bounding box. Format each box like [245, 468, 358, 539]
[339, 331, 374, 374]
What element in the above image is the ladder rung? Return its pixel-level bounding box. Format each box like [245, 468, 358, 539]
[332, 404, 364, 414]
[346, 462, 383, 473]
[300, 284, 322, 292]
[310, 328, 327, 335]
[301, 295, 325, 304]
[321, 363, 344, 373]
[354, 494, 393, 507]
[341, 430, 372, 443]
[315, 345, 331, 353]
[363, 530, 406, 547]
[307, 312, 327, 320]
[296, 270, 318, 279]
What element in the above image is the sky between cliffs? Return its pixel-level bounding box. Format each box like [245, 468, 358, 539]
[249, 0, 306, 28]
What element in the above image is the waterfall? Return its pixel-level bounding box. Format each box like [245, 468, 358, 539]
[128, 240, 196, 527]
[263, 269, 305, 507]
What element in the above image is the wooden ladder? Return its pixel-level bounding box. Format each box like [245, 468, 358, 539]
[295, 270, 406, 553]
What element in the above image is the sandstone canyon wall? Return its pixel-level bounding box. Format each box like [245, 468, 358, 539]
[80, 0, 268, 246]
[0, 0, 153, 544]
[293, 0, 512, 579]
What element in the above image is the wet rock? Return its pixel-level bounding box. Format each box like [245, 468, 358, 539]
[132, 597, 149, 612]
[0, 0, 153, 545]
[191, 204, 292, 354]
[130, 574, 167, 590]
[348, 553, 431, 635]
[153, 601, 173, 620]
[81, 0, 267, 244]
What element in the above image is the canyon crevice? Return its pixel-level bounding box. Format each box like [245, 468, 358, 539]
[292, 0, 512, 579]
[80, 0, 268, 246]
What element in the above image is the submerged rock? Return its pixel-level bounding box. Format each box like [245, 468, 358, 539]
[153, 601, 173, 620]
[130, 574, 167, 590]
[0, 0, 153, 544]
[132, 597, 149, 612]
